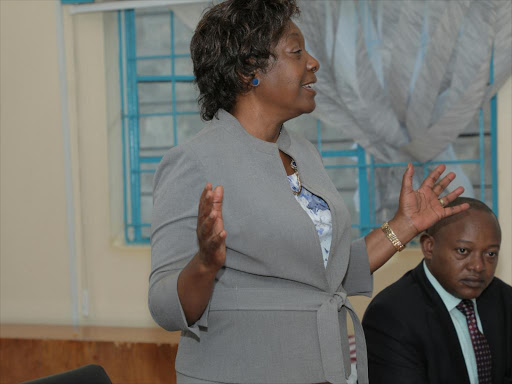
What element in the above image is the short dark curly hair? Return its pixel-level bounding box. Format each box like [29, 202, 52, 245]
[190, 0, 300, 121]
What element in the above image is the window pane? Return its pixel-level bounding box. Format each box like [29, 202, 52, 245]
[139, 116, 174, 148]
[174, 15, 194, 55]
[138, 83, 172, 114]
[140, 170, 156, 198]
[141, 194, 153, 237]
[174, 82, 199, 112]
[137, 59, 171, 77]
[174, 57, 194, 76]
[176, 114, 205, 144]
[135, 11, 170, 57]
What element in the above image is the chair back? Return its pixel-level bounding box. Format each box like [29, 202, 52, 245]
[21, 364, 112, 384]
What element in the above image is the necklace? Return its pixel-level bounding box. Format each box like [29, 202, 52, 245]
[290, 159, 302, 195]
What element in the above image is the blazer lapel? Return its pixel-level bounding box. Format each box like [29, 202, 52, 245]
[277, 127, 354, 293]
[276, 129, 331, 291]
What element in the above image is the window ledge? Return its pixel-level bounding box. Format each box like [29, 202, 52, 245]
[111, 235, 151, 253]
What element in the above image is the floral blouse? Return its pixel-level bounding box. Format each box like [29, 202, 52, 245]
[287, 173, 333, 267]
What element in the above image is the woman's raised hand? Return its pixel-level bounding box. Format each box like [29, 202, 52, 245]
[196, 183, 227, 271]
[392, 164, 470, 237]
[176, 183, 226, 325]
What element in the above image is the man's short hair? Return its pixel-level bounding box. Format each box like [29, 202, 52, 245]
[425, 197, 500, 238]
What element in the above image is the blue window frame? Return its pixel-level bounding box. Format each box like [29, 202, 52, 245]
[118, 9, 498, 244]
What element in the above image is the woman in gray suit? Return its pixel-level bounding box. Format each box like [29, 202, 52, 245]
[149, 1, 469, 383]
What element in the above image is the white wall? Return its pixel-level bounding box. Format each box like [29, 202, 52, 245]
[1, 0, 73, 324]
[60, 5, 154, 327]
[1, 1, 153, 327]
[0, 1, 510, 328]
[497, 76, 512, 283]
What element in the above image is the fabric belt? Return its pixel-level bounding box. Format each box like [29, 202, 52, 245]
[209, 288, 369, 384]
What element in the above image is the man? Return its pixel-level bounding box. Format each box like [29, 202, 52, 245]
[362, 197, 512, 384]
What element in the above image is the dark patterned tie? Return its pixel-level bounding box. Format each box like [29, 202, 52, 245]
[456, 299, 493, 383]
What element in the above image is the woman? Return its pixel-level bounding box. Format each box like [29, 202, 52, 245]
[149, 1, 468, 383]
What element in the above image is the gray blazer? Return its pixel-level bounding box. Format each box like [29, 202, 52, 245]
[149, 110, 373, 384]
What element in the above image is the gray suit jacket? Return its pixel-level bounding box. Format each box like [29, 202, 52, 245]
[149, 110, 373, 384]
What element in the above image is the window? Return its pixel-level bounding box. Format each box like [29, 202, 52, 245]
[118, 9, 498, 244]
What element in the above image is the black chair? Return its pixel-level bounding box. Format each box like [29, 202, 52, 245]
[21, 364, 112, 384]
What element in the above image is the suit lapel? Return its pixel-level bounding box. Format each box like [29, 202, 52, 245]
[412, 263, 471, 382]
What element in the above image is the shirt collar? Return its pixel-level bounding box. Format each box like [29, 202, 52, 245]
[422, 260, 476, 312]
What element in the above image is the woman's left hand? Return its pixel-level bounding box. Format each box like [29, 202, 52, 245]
[392, 163, 470, 238]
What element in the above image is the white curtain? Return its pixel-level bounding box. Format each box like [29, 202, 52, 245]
[296, 0, 511, 220]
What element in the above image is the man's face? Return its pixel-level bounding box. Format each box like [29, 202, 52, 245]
[421, 209, 501, 300]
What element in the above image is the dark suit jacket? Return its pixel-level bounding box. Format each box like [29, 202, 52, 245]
[362, 261, 512, 384]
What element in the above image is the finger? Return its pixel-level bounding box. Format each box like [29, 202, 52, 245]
[400, 163, 414, 196]
[198, 210, 217, 239]
[198, 183, 212, 217]
[442, 202, 470, 218]
[439, 186, 465, 207]
[212, 210, 225, 236]
[422, 164, 446, 189]
[199, 191, 213, 222]
[210, 227, 227, 247]
[204, 227, 227, 254]
[432, 172, 455, 196]
[212, 185, 224, 219]
[202, 184, 217, 218]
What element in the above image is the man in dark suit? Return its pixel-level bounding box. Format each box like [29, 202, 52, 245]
[362, 197, 512, 384]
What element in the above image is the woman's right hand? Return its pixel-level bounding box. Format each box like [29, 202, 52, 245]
[196, 183, 226, 272]
[176, 183, 226, 325]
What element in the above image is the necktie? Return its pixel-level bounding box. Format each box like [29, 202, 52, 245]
[456, 299, 493, 383]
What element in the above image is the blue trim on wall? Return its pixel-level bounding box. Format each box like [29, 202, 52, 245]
[118, 11, 129, 244]
[479, 109, 486, 201]
[357, 145, 371, 236]
[489, 45, 498, 216]
[125, 10, 143, 243]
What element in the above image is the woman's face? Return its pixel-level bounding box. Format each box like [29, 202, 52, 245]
[254, 21, 320, 120]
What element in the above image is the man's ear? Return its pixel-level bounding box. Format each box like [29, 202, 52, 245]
[420, 233, 435, 261]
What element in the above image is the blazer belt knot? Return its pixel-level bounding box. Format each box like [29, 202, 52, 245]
[330, 291, 347, 310]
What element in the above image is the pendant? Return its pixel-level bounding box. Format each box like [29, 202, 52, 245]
[290, 159, 302, 196]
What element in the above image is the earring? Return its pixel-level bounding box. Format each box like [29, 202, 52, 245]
[251, 78, 260, 86]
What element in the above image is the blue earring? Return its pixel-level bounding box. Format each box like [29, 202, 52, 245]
[251, 78, 260, 86]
